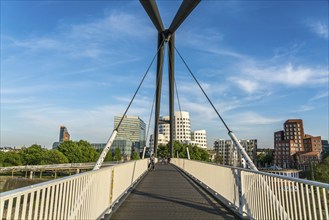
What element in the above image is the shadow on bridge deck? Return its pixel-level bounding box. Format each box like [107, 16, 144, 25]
[108, 164, 238, 220]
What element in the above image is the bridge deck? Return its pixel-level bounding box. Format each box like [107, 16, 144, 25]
[109, 164, 238, 220]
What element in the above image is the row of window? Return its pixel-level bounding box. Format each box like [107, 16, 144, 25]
[285, 128, 301, 132]
[276, 151, 290, 155]
[285, 131, 301, 136]
[176, 118, 190, 121]
[285, 123, 301, 128]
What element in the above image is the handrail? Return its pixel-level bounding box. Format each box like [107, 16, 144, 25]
[0, 159, 149, 220]
[171, 158, 329, 220]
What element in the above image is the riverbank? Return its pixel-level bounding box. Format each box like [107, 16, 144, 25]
[0, 176, 53, 193]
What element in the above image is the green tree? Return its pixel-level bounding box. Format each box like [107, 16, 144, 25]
[169, 141, 187, 158]
[159, 141, 209, 162]
[58, 141, 82, 163]
[131, 151, 140, 160]
[257, 151, 273, 167]
[104, 150, 113, 162]
[3, 151, 23, 166]
[78, 140, 99, 162]
[158, 144, 170, 158]
[44, 149, 69, 164]
[199, 148, 210, 162]
[114, 147, 122, 162]
[21, 144, 47, 165]
[58, 140, 99, 163]
[313, 153, 329, 183]
[0, 151, 5, 166]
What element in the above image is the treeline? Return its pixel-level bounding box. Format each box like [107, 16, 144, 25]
[310, 152, 329, 183]
[158, 141, 210, 162]
[0, 140, 131, 167]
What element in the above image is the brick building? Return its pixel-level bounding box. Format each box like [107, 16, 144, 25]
[273, 119, 322, 170]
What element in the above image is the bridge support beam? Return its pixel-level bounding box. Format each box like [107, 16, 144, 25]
[153, 33, 164, 157]
[168, 33, 175, 158]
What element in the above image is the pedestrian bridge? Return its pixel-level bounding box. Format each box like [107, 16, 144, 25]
[1, 159, 328, 220]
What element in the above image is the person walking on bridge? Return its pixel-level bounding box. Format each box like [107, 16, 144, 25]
[149, 154, 155, 170]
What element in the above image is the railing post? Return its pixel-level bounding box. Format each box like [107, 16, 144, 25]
[236, 169, 245, 216]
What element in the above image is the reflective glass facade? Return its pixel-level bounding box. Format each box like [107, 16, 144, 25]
[112, 115, 146, 158]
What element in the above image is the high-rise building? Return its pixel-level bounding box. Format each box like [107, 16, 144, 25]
[59, 126, 70, 142]
[273, 119, 322, 169]
[213, 139, 257, 168]
[151, 111, 207, 149]
[191, 130, 207, 149]
[149, 133, 168, 148]
[112, 115, 146, 159]
[53, 126, 70, 149]
[174, 111, 191, 142]
[321, 140, 329, 155]
[274, 119, 304, 168]
[298, 135, 322, 170]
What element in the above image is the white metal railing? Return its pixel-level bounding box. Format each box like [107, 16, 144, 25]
[0, 162, 117, 173]
[0, 159, 149, 220]
[171, 158, 329, 220]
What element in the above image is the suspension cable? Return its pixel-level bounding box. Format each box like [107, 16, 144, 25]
[146, 91, 156, 148]
[116, 39, 165, 131]
[175, 79, 187, 140]
[174, 46, 231, 132]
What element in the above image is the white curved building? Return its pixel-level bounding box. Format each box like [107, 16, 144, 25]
[174, 111, 191, 142]
[150, 111, 208, 149]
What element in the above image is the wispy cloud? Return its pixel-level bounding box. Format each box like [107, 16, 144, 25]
[310, 91, 329, 101]
[230, 78, 259, 94]
[69, 11, 153, 41]
[5, 11, 153, 60]
[307, 20, 329, 39]
[228, 111, 282, 126]
[292, 105, 315, 113]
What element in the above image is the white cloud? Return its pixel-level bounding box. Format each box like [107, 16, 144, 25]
[231, 62, 328, 94]
[231, 78, 259, 94]
[228, 112, 282, 126]
[292, 105, 315, 113]
[310, 91, 329, 101]
[5, 11, 153, 60]
[307, 20, 329, 39]
[69, 11, 153, 42]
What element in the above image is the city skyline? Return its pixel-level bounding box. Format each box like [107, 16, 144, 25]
[1, 1, 328, 148]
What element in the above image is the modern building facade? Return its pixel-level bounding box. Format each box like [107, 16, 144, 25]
[152, 111, 208, 149]
[213, 139, 257, 168]
[53, 126, 70, 149]
[149, 133, 168, 148]
[191, 130, 207, 149]
[174, 111, 191, 142]
[91, 143, 106, 151]
[59, 126, 70, 143]
[112, 115, 146, 159]
[322, 140, 329, 155]
[273, 119, 322, 170]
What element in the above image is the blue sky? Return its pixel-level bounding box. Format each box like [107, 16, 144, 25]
[1, 0, 328, 149]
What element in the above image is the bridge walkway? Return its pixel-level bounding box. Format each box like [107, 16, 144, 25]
[108, 163, 238, 220]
